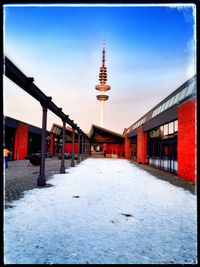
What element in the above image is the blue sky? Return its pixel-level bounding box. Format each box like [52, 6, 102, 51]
[3, 4, 196, 133]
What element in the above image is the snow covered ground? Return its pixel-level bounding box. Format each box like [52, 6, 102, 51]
[4, 158, 197, 264]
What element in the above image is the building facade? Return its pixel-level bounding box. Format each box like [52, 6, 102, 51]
[89, 124, 124, 158]
[50, 123, 81, 157]
[124, 75, 196, 182]
[4, 116, 49, 160]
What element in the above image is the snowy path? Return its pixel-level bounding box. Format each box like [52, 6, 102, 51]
[4, 158, 197, 264]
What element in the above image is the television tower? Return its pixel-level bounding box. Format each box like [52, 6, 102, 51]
[95, 42, 111, 127]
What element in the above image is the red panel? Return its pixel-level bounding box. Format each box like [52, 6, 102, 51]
[119, 144, 125, 157]
[111, 144, 123, 157]
[65, 143, 79, 154]
[49, 132, 54, 154]
[102, 143, 124, 157]
[137, 127, 147, 164]
[142, 132, 147, 164]
[14, 123, 28, 160]
[65, 143, 71, 153]
[124, 135, 131, 159]
[178, 98, 196, 182]
[102, 144, 107, 152]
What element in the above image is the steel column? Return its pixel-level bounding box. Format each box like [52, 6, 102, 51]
[77, 132, 80, 163]
[60, 121, 66, 173]
[81, 135, 84, 161]
[84, 137, 87, 159]
[71, 128, 75, 167]
[88, 140, 90, 157]
[85, 139, 88, 158]
[84, 136, 86, 159]
[37, 106, 47, 186]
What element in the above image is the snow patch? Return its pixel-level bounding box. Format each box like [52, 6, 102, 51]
[4, 158, 197, 264]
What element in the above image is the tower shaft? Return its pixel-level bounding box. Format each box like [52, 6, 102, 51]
[100, 101, 104, 127]
[95, 43, 111, 127]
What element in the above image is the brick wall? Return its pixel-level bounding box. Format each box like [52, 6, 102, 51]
[178, 98, 196, 182]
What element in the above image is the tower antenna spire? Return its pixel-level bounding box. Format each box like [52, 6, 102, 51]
[95, 41, 111, 127]
[102, 39, 106, 67]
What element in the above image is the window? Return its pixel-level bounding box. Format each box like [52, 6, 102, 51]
[159, 126, 164, 139]
[153, 108, 159, 117]
[147, 120, 178, 174]
[152, 110, 156, 117]
[185, 81, 195, 98]
[164, 124, 168, 138]
[160, 103, 166, 113]
[155, 108, 159, 115]
[179, 87, 188, 102]
[164, 99, 170, 110]
[174, 120, 178, 133]
[173, 91, 181, 104]
[168, 95, 176, 107]
[167, 97, 173, 108]
[169, 122, 174, 134]
[168, 122, 174, 139]
[156, 106, 162, 115]
[142, 117, 146, 124]
[153, 143, 160, 157]
[149, 128, 160, 139]
[55, 128, 60, 135]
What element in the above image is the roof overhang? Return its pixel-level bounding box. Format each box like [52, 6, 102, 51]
[89, 124, 124, 144]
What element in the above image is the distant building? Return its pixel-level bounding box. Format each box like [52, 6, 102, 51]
[4, 116, 49, 160]
[50, 123, 81, 156]
[89, 124, 124, 158]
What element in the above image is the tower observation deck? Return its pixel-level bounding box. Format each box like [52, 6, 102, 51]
[95, 43, 111, 127]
